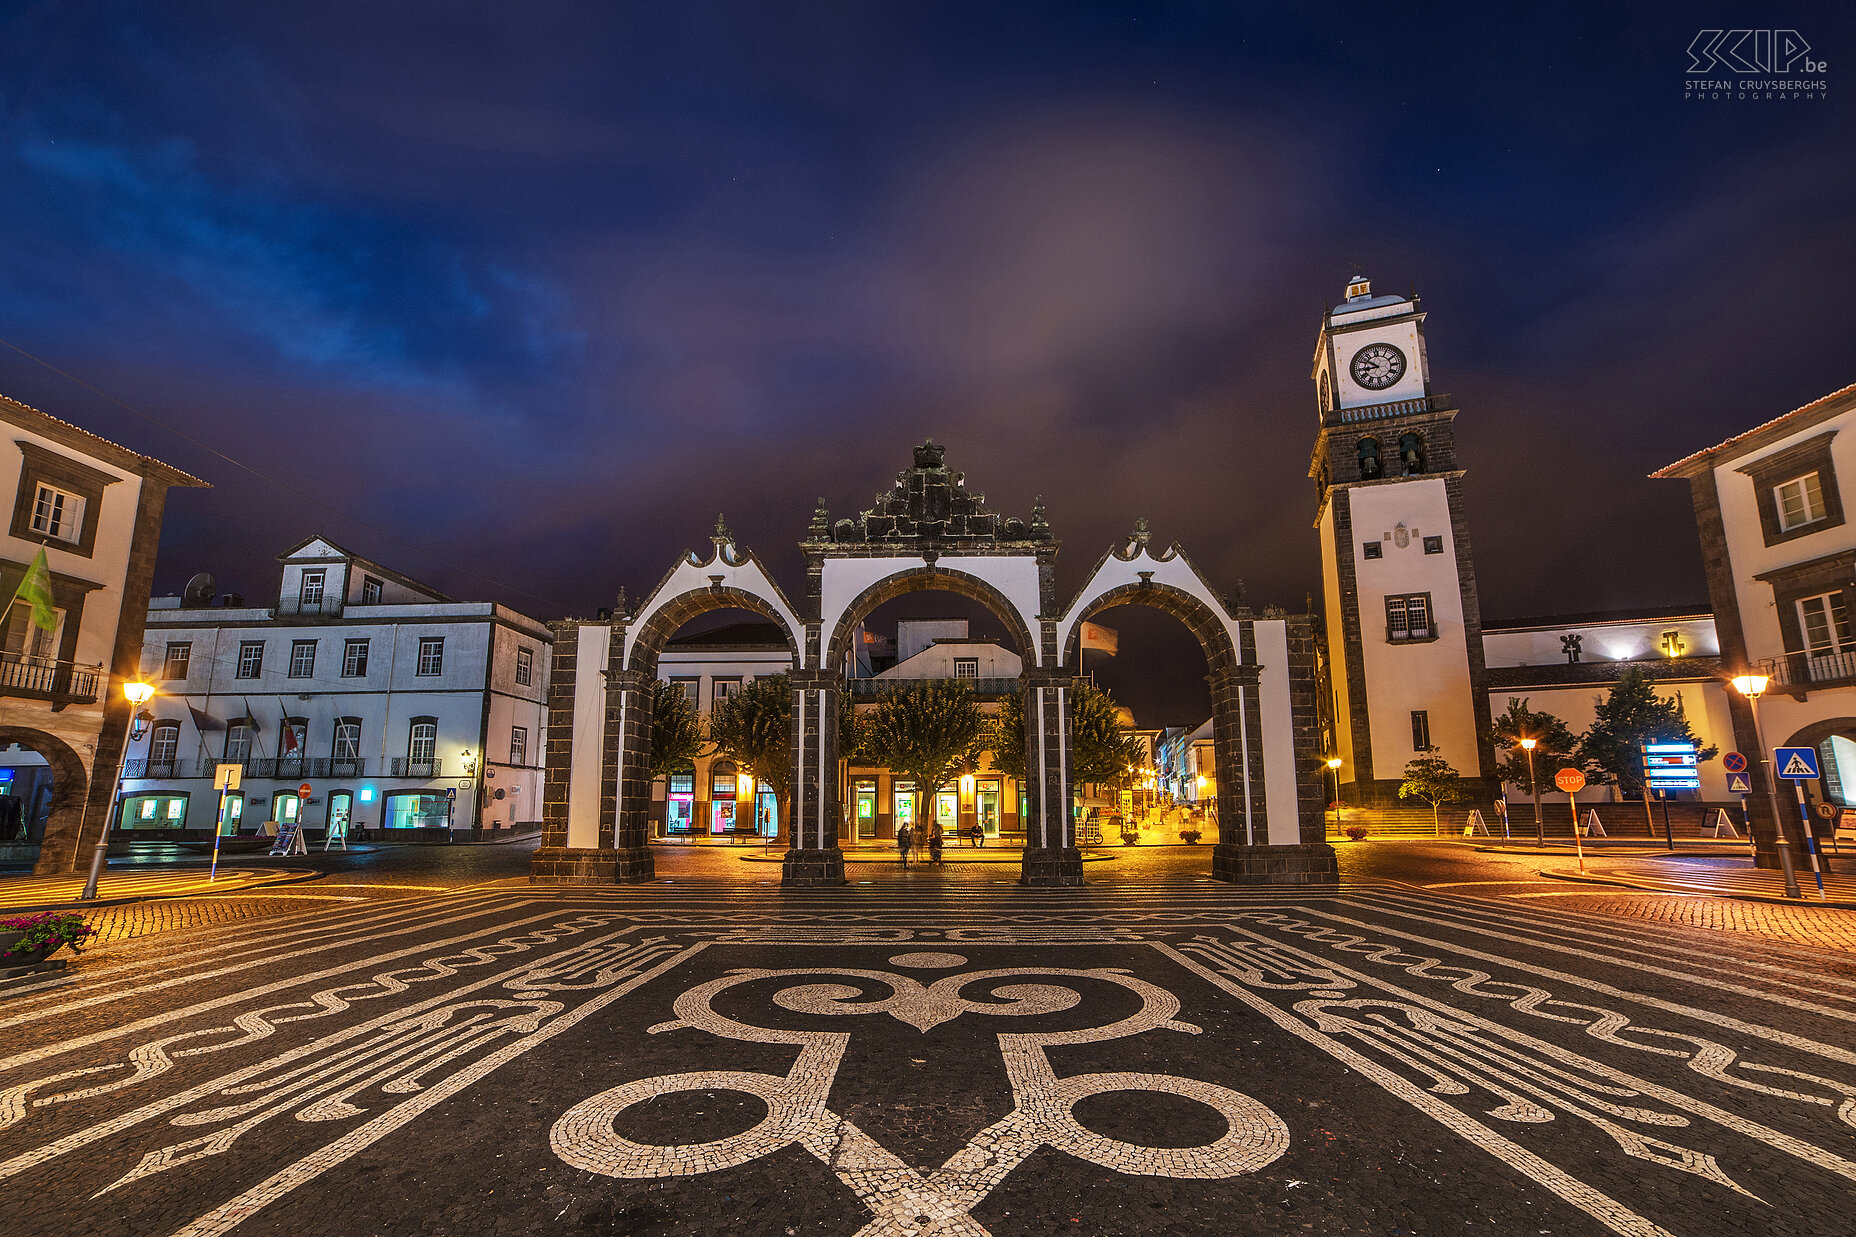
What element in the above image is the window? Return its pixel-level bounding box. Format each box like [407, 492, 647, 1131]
[408, 719, 437, 764]
[1410, 710, 1431, 750]
[299, 570, 325, 609]
[953, 658, 978, 679]
[288, 639, 317, 678]
[281, 719, 307, 761]
[1777, 473, 1828, 531]
[1423, 535, 1444, 554]
[1362, 541, 1383, 560]
[332, 718, 362, 761]
[1385, 593, 1433, 642]
[3, 602, 63, 659]
[712, 678, 740, 706]
[416, 637, 445, 676]
[163, 642, 192, 680]
[361, 575, 384, 605]
[1356, 437, 1383, 481]
[510, 726, 528, 766]
[515, 647, 533, 686]
[671, 678, 699, 706]
[149, 722, 180, 769]
[225, 722, 254, 763]
[235, 640, 264, 679]
[1798, 591, 1854, 656]
[710, 762, 737, 798]
[342, 638, 370, 678]
[29, 483, 83, 542]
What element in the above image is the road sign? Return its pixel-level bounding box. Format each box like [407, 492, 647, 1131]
[213, 763, 242, 790]
[1554, 767, 1586, 793]
[1723, 751, 1748, 773]
[297, 782, 313, 798]
[1726, 770, 1753, 795]
[1775, 747, 1820, 779]
[1818, 802, 1839, 819]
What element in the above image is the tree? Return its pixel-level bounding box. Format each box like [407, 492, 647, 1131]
[1399, 746, 1466, 835]
[992, 688, 1026, 780]
[1488, 697, 1579, 799]
[1069, 681, 1145, 788]
[865, 679, 989, 819]
[708, 674, 793, 837]
[838, 698, 868, 766]
[648, 680, 706, 779]
[1575, 667, 1717, 828]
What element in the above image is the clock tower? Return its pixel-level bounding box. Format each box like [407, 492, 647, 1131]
[1311, 275, 1497, 809]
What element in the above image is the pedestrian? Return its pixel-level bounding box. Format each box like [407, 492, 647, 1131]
[972, 821, 986, 847]
[897, 823, 913, 868]
[928, 821, 944, 865]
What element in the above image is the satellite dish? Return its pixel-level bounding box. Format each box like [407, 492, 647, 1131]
[183, 573, 216, 607]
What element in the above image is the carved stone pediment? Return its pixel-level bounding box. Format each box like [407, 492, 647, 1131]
[814, 440, 1048, 549]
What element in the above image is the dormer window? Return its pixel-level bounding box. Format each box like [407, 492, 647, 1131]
[1777, 472, 1827, 531]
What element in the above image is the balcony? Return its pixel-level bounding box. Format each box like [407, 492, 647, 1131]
[1764, 651, 1856, 692]
[243, 757, 369, 779]
[275, 598, 344, 618]
[390, 757, 443, 777]
[844, 677, 1021, 698]
[0, 653, 102, 705]
[1323, 392, 1451, 427]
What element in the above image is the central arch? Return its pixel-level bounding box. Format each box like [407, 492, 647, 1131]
[824, 565, 1038, 673]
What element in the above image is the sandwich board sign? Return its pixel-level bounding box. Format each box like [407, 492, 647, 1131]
[269, 820, 308, 856]
[1584, 809, 1608, 838]
[1710, 809, 1741, 839]
[1462, 809, 1490, 837]
[1775, 747, 1820, 780]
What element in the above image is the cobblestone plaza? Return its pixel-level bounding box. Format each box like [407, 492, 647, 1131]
[3, 841, 1853, 1235]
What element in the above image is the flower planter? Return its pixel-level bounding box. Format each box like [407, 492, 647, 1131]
[0, 933, 53, 968]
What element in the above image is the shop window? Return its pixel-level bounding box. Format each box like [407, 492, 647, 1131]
[383, 790, 449, 829]
[665, 772, 695, 835]
[121, 792, 189, 829]
[710, 761, 739, 834]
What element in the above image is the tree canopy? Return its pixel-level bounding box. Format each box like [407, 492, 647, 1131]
[1488, 697, 1579, 797]
[990, 680, 1142, 787]
[707, 673, 794, 825]
[1575, 667, 1717, 797]
[1398, 745, 1466, 831]
[648, 679, 706, 779]
[865, 679, 989, 812]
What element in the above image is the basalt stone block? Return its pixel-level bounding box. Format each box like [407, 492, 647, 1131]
[614, 845, 656, 883]
[1019, 846, 1084, 887]
[1210, 842, 1339, 885]
[528, 846, 619, 885]
[781, 847, 847, 886]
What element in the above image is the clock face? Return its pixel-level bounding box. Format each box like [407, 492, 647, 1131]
[1350, 343, 1406, 390]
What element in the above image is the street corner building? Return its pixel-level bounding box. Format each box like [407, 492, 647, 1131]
[113, 537, 551, 843]
[0, 393, 206, 875]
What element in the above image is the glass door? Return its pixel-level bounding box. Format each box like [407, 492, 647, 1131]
[327, 791, 352, 840]
[755, 780, 779, 837]
[893, 782, 916, 835]
[666, 773, 695, 835]
[935, 791, 958, 838]
[855, 780, 877, 839]
[977, 780, 1001, 837]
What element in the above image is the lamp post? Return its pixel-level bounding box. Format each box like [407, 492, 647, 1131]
[1520, 738, 1543, 846]
[1325, 757, 1343, 836]
[82, 679, 156, 901]
[1731, 673, 1802, 900]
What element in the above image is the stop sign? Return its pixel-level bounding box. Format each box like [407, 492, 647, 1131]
[1554, 767, 1586, 793]
[297, 782, 313, 799]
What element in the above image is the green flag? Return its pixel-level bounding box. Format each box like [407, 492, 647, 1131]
[9, 549, 57, 633]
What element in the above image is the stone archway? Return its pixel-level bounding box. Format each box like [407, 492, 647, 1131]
[1057, 531, 1336, 884]
[0, 726, 91, 875]
[824, 566, 1039, 674]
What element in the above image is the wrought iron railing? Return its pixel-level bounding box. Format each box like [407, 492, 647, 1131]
[0, 652, 102, 703]
[275, 598, 344, 617]
[844, 677, 1020, 697]
[1763, 650, 1856, 688]
[390, 757, 443, 777]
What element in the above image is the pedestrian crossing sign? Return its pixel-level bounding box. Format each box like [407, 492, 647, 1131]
[1775, 747, 1820, 780]
[1725, 770, 1753, 795]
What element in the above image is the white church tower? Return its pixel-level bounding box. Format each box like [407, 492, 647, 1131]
[1310, 275, 1496, 807]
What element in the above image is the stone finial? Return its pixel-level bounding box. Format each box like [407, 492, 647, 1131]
[1030, 495, 1050, 538]
[913, 440, 946, 470]
[614, 586, 628, 619]
[713, 513, 732, 544]
[808, 498, 830, 540]
[1130, 517, 1151, 547]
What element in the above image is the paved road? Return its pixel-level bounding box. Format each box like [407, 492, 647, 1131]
[3, 840, 1854, 1235]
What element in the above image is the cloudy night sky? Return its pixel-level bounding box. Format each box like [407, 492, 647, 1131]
[2, 3, 1852, 722]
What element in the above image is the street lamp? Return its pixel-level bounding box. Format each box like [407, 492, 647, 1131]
[1731, 673, 1802, 899]
[1519, 738, 1543, 847]
[82, 678, 156, 901]
[1325, 757, 1343, 836]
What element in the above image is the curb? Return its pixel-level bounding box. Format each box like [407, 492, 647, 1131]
[1538, 867, 1856, 910]
[0, 868, 327, 915]
[737, 851, 1123, 865]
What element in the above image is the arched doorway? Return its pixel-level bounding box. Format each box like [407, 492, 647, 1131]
[1776, 717, 1856, 854]
[0, 726, 90, 874]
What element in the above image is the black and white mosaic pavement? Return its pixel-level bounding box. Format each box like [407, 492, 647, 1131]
[3, 881, 1854, 1235]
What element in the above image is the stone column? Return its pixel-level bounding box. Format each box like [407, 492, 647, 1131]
[1019, 669, 1082, 886]
[783, 670, 845, 884]
[608, 660, 657, 883]
[530, 619, 618, 884]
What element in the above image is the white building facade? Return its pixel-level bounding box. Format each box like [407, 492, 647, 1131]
[0, 393, 205, 873]
[118, 537, 550, 839]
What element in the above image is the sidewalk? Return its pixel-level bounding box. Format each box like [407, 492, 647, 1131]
[1542, 854, 1856, 909]
[0, 865, 318, 913]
